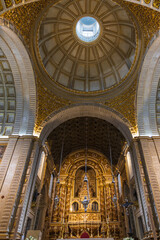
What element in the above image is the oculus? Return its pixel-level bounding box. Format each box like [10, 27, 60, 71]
[37, 0, 138, 93]
[76, 17, 100, 43]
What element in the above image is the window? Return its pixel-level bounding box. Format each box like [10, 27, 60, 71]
[76, 17, 100, 42]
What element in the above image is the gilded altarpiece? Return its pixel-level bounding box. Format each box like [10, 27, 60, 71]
[50, 150, 124, 239]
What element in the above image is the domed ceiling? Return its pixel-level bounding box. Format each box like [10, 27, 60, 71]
[38, 0, 137, 93]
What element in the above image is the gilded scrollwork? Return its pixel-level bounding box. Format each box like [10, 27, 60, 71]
[0, 2, 3, 11]
[104, 79, 138, 134]
[2, 0, 160, 134]
[51, 149, 121, 238]
[153, 0, 160, 8]
[35, 78, 71, 133]
[0, 0, 160, 17]
[4, 0, 12, 8]
[2, 0, 52, 45]
[124, 1, 160, 46]
[14, 0, 22, 4]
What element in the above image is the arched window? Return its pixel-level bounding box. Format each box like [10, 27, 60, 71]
[72, 202, 79, 212]
[92, 201, 98, 211]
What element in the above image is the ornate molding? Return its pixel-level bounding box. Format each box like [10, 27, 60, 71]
[2, 0, 160, 134]
[1, 0, 160, 15]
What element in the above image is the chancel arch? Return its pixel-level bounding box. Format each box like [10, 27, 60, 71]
[39, 104, 133, 145]
[14, 113, 160, 240]
[42, 115, 153, 239]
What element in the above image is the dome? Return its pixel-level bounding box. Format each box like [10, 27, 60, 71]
[38, 0, 137, 92]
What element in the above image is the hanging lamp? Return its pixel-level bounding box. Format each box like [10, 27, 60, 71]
[81, 118, 90, 212]
[54, 124, 65, 208]
[108, 125, 117, 207]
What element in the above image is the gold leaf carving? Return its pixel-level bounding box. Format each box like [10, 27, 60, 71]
[2, 1, 160, 134]
[4, 0, 12, 8]
[124, 2, 160, 46]
[0, 1, 3, 11]
[104, 80, 137, 134]
[144, 0, 151, 3]
[35, 79, 71, 133]
[2, 0, 52, 45]
[153, 0, 160, 8]
[14, 0, 22, 4]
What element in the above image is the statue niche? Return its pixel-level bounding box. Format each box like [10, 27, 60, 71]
[74, 166, 96, 199]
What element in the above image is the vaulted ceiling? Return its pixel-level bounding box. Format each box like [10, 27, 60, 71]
[47, 117, 126, 166]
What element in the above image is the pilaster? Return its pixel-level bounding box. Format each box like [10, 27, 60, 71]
[16, 138, 42, 239]
[133, 136, 160, 239]
[0, 135, 39, 240]
[139, 137, 160, 225]
[131, 138, 152, 231]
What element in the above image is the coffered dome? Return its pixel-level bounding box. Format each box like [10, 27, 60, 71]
[38, 0, 137, 92]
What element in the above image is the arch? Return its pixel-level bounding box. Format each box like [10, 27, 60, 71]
[137, 35, 160, 136]
[39, 104, 133, 144]
[0, 26, 36, 135]
[74, 165, 97, 179]
[60, 149, 115, 176]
